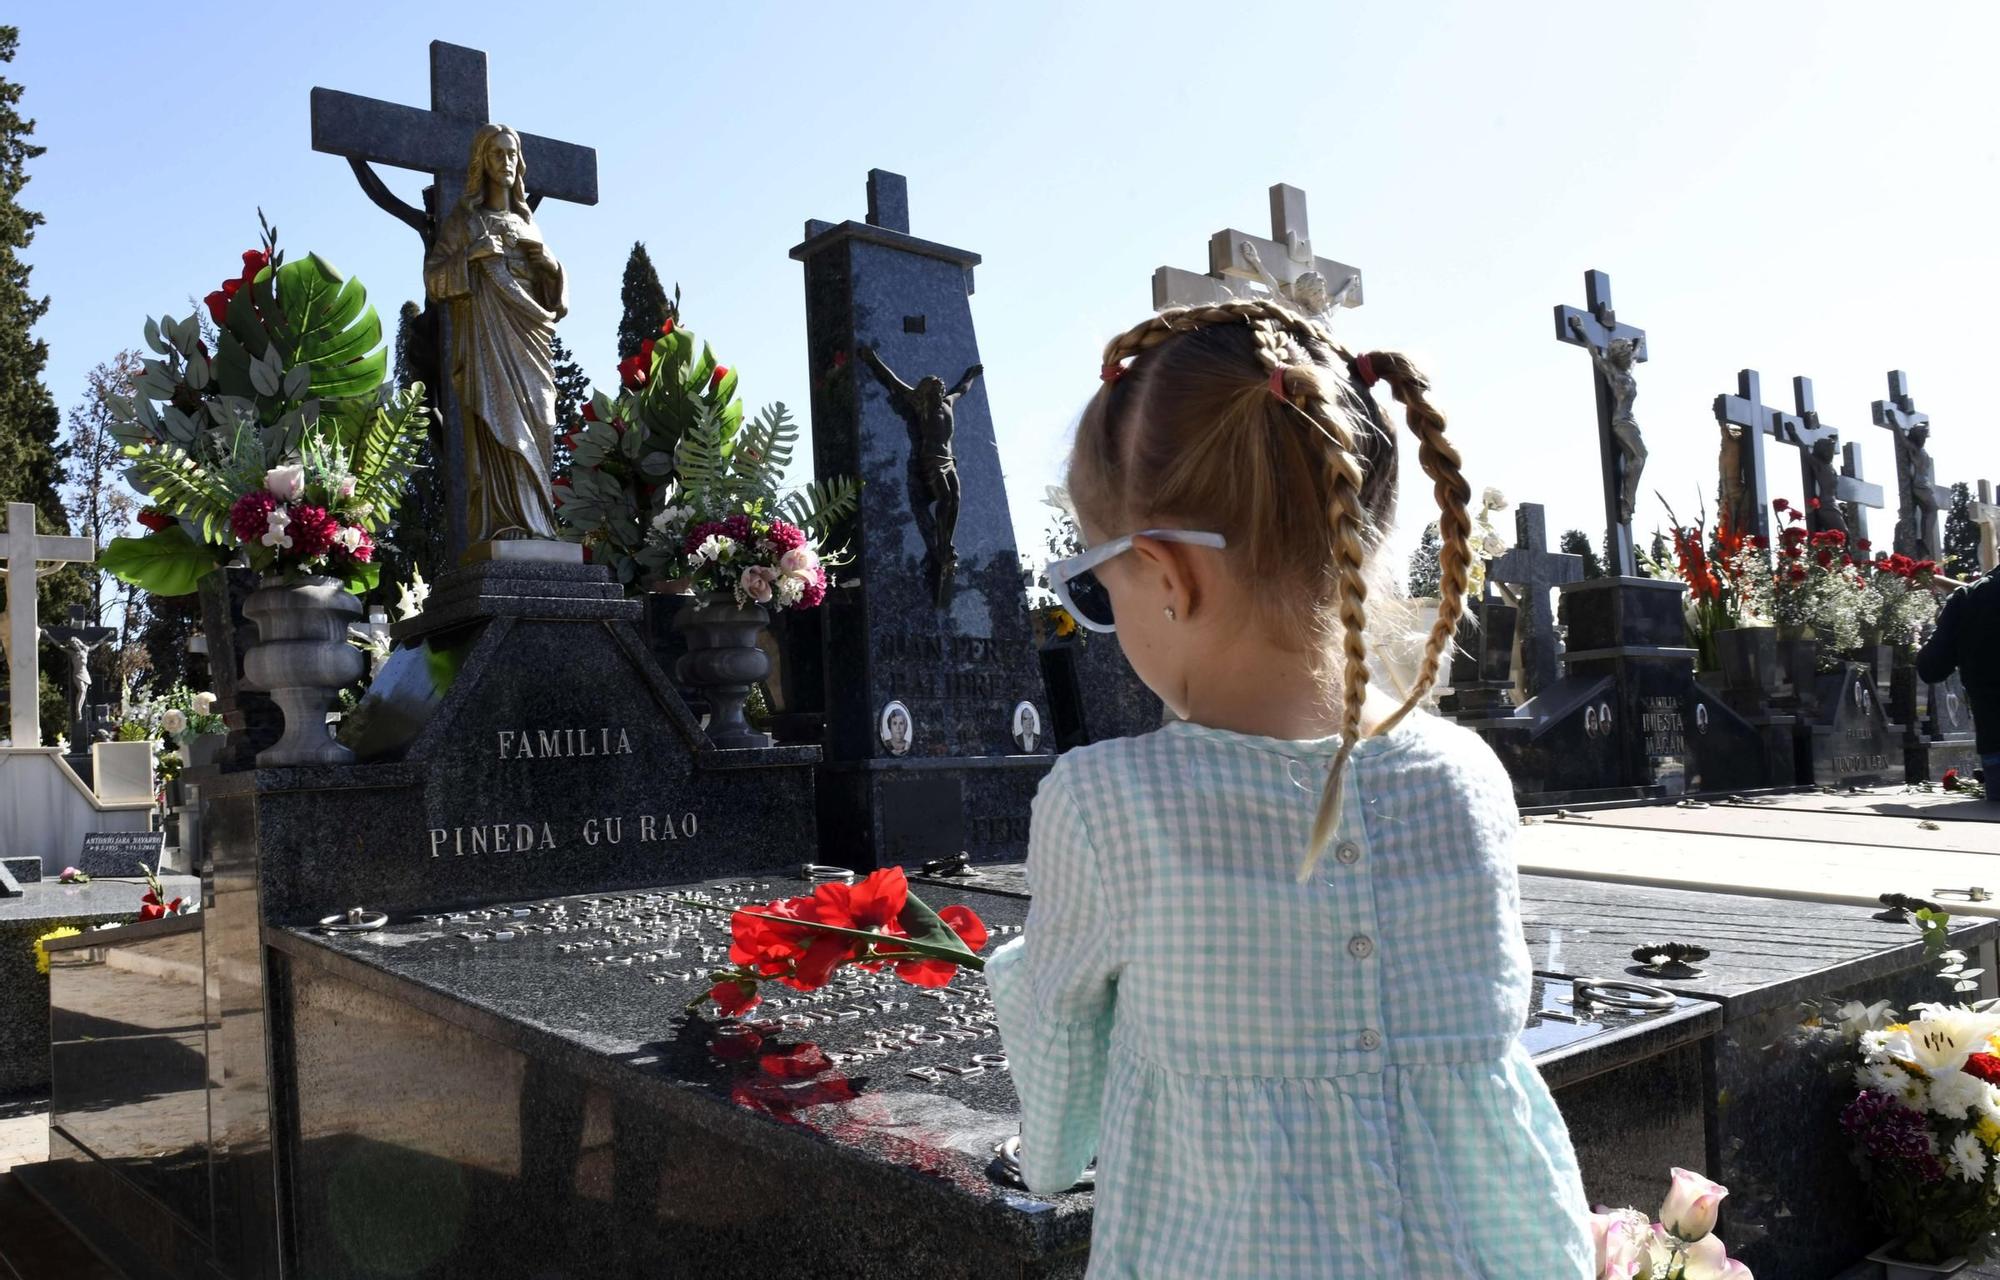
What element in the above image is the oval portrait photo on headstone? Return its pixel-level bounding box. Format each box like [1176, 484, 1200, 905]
[879, 700, 914, 757]
[1011, 701, 1042, 753]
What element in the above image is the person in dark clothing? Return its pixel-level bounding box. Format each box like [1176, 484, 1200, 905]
[1916, 574, 2000, 787]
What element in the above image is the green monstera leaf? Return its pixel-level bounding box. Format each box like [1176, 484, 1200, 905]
[100, 527, 220, 598]
[214, 253, 387, 410]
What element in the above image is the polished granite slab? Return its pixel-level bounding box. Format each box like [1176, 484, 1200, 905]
[271, 870, 1713, 1278]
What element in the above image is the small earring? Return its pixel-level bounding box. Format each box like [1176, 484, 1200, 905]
[1163, 605, 1177, 622]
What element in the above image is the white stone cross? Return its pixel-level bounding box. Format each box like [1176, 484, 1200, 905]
[0, 502, 95, 746]
[1971, 480, 2000, 574]
[1152, 183, 1364, 318]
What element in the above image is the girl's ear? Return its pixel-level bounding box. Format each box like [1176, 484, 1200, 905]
[1127, 535, 1202, 620]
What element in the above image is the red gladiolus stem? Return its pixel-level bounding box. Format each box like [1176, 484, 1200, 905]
[669, 899, 986, 970]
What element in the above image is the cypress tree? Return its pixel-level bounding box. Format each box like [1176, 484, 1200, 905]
[549, 334, 590, 480]
[1943, 482, 1979, 578]
[0, 28, 85, 741]
[1561, 529, 1604, 580]
[1407, 523, 1442, 597]
[616, 242, 669, 359]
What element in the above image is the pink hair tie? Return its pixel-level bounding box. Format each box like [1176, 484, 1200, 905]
[1101, 362, 1125, 383]
[1269, 366, 1289, 401]
[1354, 353, 1379, 388]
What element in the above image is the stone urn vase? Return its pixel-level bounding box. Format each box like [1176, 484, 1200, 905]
[184, 733, 227, 770]
[1716, 626, 1780, 704]
[673, 596, 773, 749]
[241, 576, 366, 767]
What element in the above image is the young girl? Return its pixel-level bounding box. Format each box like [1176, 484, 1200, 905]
[985, 298, 1595, 1277]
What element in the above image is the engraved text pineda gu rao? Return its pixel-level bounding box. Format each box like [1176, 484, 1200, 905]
[425, 724, 696, 856]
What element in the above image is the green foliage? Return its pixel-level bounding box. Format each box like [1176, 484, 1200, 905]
[550, 334, 589, 480]
[100, 526, 215, 598]
[380, 300, 447, 599]
[616, 242, 670, 359]
[1944, 482, 1978, 579]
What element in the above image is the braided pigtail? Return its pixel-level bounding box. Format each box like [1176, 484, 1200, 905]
[1254, 315, 1375, 883]
[1357, 351, 1472, 736]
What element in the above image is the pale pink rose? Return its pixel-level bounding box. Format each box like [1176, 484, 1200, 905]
[1588, 1209, 1646, 1279]
[336, 476, 357, 499]
[264, 464, 305, 501]
[778, 546, 819, 575]
[1659, 1167, 1727, 1242]
[1679, 1233, 1752, 1280]
[738, 565, 777, 604]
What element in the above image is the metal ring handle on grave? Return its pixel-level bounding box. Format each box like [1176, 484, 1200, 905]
[989, 1135, 1096, 1192]
[1570, 977, 1676, 1011]
[802, 864, 857, 882]
[318, 907, 389, 933]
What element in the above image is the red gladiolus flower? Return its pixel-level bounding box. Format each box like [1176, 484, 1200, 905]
[139, 888, 182, 921]
[1966, 1053, 2000, 1086]
[241, 248, 269, 277]
[730, 896, 814, 974]
[710, 979, 761, 1017]
[640, 337, 656, 363]
[894, 904, 990, 988]
[205, 289, 231, 324]
[582, 401, 598, 422]
[617, 354, 647, 389]
[1944, 768, 1962, 791]
[710, 365, 729, 391]
[809, 866, 909, 932]
[138, 508, 173, 532]
[659, 318, 676, 336]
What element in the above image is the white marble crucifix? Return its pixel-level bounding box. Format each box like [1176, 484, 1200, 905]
[1971, 480, 2000, 574]
[0, 502, 96, 747]
[1152, 183, 1364, 320]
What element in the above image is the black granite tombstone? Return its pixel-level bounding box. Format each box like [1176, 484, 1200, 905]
[1804, 659, 1909, 788]
[1440, 593, 1518, 718]
[790, 170, 1052, 866]
[1896, 668, 1981, 782]
[1037, 636, 1163, 751]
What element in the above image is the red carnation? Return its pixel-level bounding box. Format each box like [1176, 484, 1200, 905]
[138, 508, 173, 532]
[710, 979, 761, 1017]
[1789, 565, 1807, 582]
[1773, 498, 1790, 512]
[286, 505, 338, 559]
[228, 490, 280, 544]
[1816, 549, 1834, 567]
[1966, 1053, 2000, 1086]
[710, 365, 730, 391]
[1944, 768, 1962, 791]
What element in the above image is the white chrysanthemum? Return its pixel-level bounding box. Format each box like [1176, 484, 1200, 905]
[773, 575, 804, 608]
[1951, 1131, 1988, 1181]
[1928, 1068, 1990, 1120]
[1859, 1029, 1893, 1060]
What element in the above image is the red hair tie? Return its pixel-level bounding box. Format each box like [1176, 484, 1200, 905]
[1354, 354, 1379, 388]
[1269, 366, 1289, 401]
[1101, 362, 1125, 383]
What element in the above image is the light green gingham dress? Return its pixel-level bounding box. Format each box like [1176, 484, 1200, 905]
[985, 713, 1594, 1278]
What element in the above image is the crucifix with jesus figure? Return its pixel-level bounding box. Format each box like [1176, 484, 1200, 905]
[0, 502, 95, 747]
[1554, 270, 1648, 579]
[310, 41, 598, 563]
[1152, 184, 1364, 321]
[1871, 370, 1951, 561]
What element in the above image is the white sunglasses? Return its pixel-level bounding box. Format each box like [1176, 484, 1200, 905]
[1047, 529, 1227, 633]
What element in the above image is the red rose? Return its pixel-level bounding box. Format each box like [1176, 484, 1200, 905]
[1966, 1053, 2000, 1085]
[710, 365, 729, 391]
[1944, 768, 1962, 791]
[582, 401, 598, 422]
[138, 508, 173, 532]
[710, 979, 761, 1017]
[1789, 565, 1807, 582]
[205, 290, 230, 325]
[1858, 539, 1872, 553]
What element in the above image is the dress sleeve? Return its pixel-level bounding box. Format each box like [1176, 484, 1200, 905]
[985, 771, 1119, 1195]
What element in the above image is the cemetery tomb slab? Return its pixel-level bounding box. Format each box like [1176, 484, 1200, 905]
[1542, 801, 1997, 855]
[1740, 785, 1998, 824]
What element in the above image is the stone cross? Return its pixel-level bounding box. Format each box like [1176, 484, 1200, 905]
[1485, 502, 1584, 699]
[1553, 270, 1648, 578]
[1152, 184, 1364, 317]
[0, 502, 95, 747]
[1972, 480, 2000, 574]
[1837, 442, 1886, 550]
[1871, 370, 1951, 560]
[1713, 368, 1788, 546]
[310, 41, 598, 563]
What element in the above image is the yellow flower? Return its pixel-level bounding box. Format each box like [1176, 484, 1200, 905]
[1053, 608, 1077, 638]
[1978, 1116, 2000, 1151]
[33, 926, 81, 975]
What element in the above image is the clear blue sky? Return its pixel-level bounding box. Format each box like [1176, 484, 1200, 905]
[13, 1, 1997, 569]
